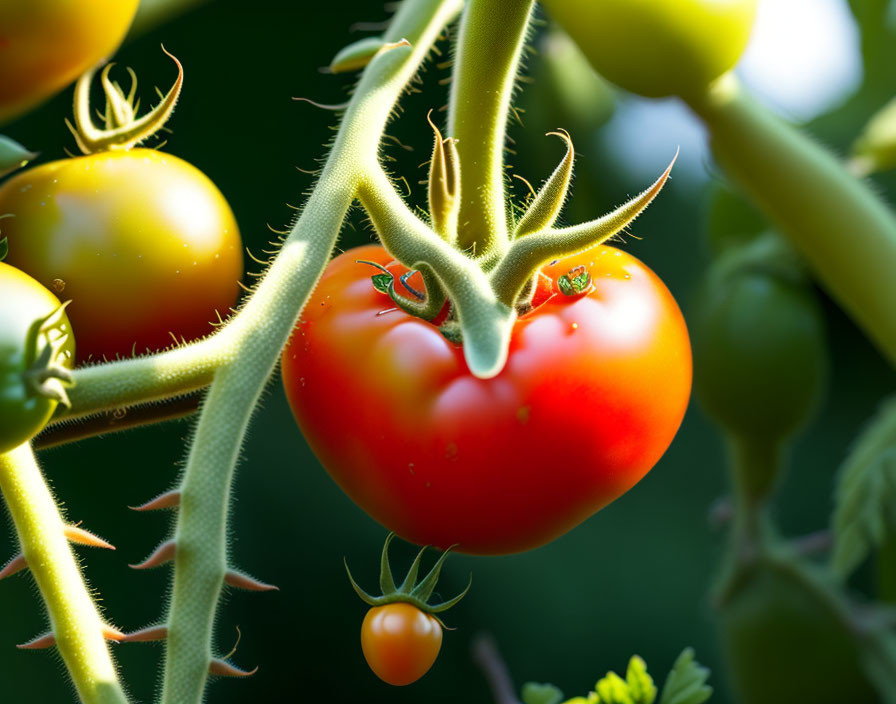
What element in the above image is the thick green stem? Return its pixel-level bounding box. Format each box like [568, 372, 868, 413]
[358, 168, 515, 378]
[688, 75, 896, 367]
[58, 342, 224, 422]
[448, 0, 535, 257]
[159, 1, 462, 701]
[0, 444, 128, 704]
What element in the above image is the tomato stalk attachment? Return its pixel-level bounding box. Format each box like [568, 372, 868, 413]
[67, 47, 183, 154]
[345, 533, 471, 627]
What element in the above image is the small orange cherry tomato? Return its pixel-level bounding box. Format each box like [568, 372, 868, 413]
[360, 603, 443, 686]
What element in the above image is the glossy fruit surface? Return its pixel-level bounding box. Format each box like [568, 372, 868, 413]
[0, 0, 139, 124]
[0, 149, 242, 361]
[361, 603, 442, 686]
[0, 261, 74, 453]
[541, 0, 758, 98]
[282, 244, 691, 555]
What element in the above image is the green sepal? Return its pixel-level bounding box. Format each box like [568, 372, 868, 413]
[330, 37, 412, 74]
[0, 135, 37, 177]
[0, 237, 7, 262]
[558, 266, 592, 296]
[659, 649, 712, 704]
[522, 682, 564, 704]
[370, 274, 392, 293]
[344, 533, 470, 624]
[23, 302, 75, 409]
[427, 112, 461, 243]
[330, 37, 388, 73]
[513, 130, 574, 239]
[379, 532, 397, 594]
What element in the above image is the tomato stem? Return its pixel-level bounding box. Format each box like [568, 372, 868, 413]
[688, 74, 896, 368]
[447, 0, 536, 259]
[0, 444, 128, 704]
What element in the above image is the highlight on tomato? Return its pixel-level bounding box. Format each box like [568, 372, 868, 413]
[0, 51, 243, 361]
[0, 0, 139, 124]
[0, 255, 75, 454]
[346, 534, 469, 686]
[540, 0, 759, 99]
[282, 243, 692, 555]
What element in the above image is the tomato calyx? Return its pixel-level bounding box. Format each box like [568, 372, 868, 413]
[557, 264, 593, 297]
[66, 47, 183, 154]
[358, 259, 452, 326]
[22, 301, 75, 408]
[344, 533, 471, 628]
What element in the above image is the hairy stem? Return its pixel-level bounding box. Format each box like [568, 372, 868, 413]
[58, 342, 226, 422]
[160, 1, 462, 701]
[448, 0, 535, 258]
[0, 444, 128, 704]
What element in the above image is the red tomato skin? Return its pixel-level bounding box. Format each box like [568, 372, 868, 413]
[282, 245, 691, 555]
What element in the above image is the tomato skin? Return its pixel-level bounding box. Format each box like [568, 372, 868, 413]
[0, 149, 242, 361]
[540, 0, 758, 99]
[360, 603, 442, 686]
[0, 262, 75, 454]
[282, 245, 691, 555]
[0, 0, 139, 124]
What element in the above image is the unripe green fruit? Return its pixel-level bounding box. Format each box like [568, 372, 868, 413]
[719, 561, 877, 704]
[693, 255, 827, 444]
[541, 0, 758, 99]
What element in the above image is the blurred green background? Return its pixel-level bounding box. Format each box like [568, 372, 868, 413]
[2, 0, 895, 701]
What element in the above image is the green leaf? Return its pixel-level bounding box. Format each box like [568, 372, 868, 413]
[522, 682, 564, 704]
[0, 237, 7, 262]
[0, 135, 37, 177]
[626, 656, 657, 704]
[831, 395, 896, 578]
[659, 649, 712, 704]
[595, 671, 633, 704]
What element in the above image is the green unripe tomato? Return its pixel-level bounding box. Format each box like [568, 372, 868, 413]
[540, 0, 758, 99]
[719, 561, 877, 704]
[693, 246, 827, 443]
[0, 261, 75, 453]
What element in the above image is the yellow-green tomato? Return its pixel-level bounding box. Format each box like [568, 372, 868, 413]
[0, 262, 75, 453]
[540, 0, 758, 99]
[0, 0, 139, 124]
[0, 149, 243, 362]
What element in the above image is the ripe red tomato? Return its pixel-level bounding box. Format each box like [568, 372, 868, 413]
[0, 0, 139, 124]
[0, 150, 242, 361]
[282, 245, 691, 555]
[361, 603, 442, 686]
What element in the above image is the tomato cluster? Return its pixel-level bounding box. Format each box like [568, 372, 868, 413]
[282, 244, 691, 555]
